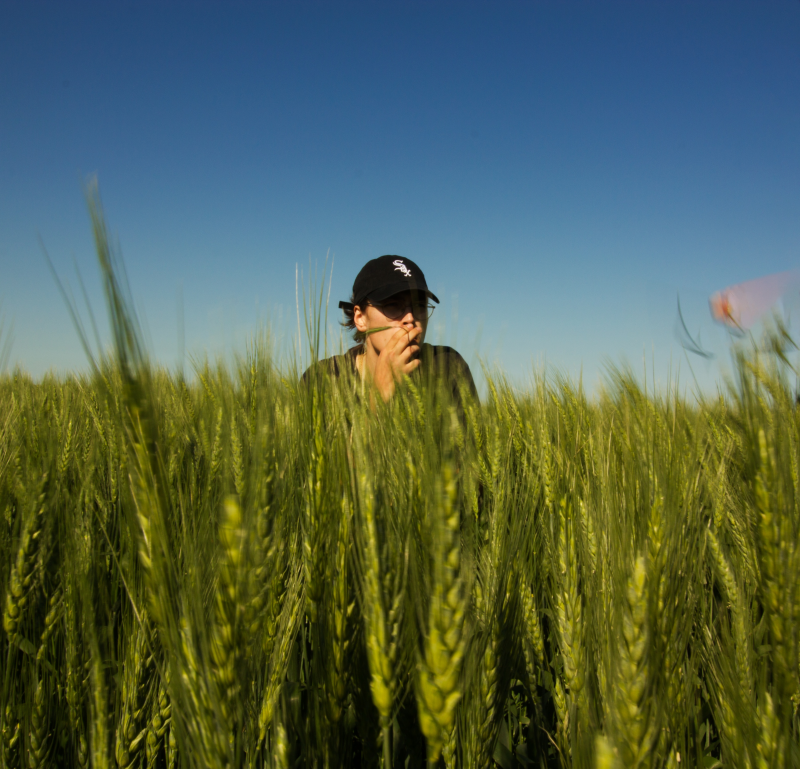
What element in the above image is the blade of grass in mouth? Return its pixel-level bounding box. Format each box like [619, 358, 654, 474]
[363, 326, 392, 337]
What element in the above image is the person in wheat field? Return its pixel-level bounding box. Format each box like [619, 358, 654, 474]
[305, 255, 477, 403]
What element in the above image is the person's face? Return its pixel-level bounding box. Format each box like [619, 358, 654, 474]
[353, 290, 432, 352]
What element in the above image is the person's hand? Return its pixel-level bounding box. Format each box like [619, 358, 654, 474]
[372, 326, 423, 401]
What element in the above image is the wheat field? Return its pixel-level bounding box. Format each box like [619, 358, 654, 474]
[1, 194, 798, 768]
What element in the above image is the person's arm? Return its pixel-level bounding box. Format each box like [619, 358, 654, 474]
[419, 345, 479, 406]
[452, 353, 478, 401]
[447, 350, 478, 411]
[300, 353, 346, 387]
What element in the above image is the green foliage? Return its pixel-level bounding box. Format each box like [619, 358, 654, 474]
[2, 195, 800, 767]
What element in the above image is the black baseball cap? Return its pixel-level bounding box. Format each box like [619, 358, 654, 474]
[338, 255, 440, 311]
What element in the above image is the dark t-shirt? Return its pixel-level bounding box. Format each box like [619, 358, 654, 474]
[302, 343, 478, 402]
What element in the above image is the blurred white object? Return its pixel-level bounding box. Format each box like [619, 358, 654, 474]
[709, 270, 800, 331]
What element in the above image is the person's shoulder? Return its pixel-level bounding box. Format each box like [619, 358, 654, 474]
[426, 344, 461, 356]
[301, 347, 359, 383]
[421, 344, 478, 395]
[424, 344, 469, 366]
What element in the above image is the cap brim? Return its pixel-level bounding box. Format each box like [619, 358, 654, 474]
[360, 283, 440, 305]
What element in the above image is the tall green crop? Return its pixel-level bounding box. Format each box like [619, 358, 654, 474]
[1, 191, 799, 768]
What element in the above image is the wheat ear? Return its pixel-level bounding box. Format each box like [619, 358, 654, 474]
[211, 496, 246, 734]
[706, 528, 753, 701]
[357, 469, 397, 764]
[145, 681, 171, 769]
[27, 676, 48, 769]
[258, 558, 304, 740]
[271, 721, 289, 769]
[414, 462, 465, 765]
[2, 703, 21, 769]
[323, 494, 354, 728]
[754, 429, 794, 708]
[35, 583, 63, 663]
[555, 498, 586, 706]
[613, 555, 651, 768]
[115, 619, 153, 769]
[594, 734, 621, 769]
[3, 483, 47, 645]
[756, 691, 784, 769]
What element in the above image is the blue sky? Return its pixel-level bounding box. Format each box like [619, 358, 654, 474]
[2, 1, 799, 394]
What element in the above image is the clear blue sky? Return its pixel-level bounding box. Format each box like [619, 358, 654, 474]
[2, 1, 799, 394]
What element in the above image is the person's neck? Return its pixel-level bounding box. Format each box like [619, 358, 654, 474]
[357, 340, 380, 380]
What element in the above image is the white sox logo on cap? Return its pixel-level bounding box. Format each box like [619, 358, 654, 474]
[393, 259, 412, 277]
